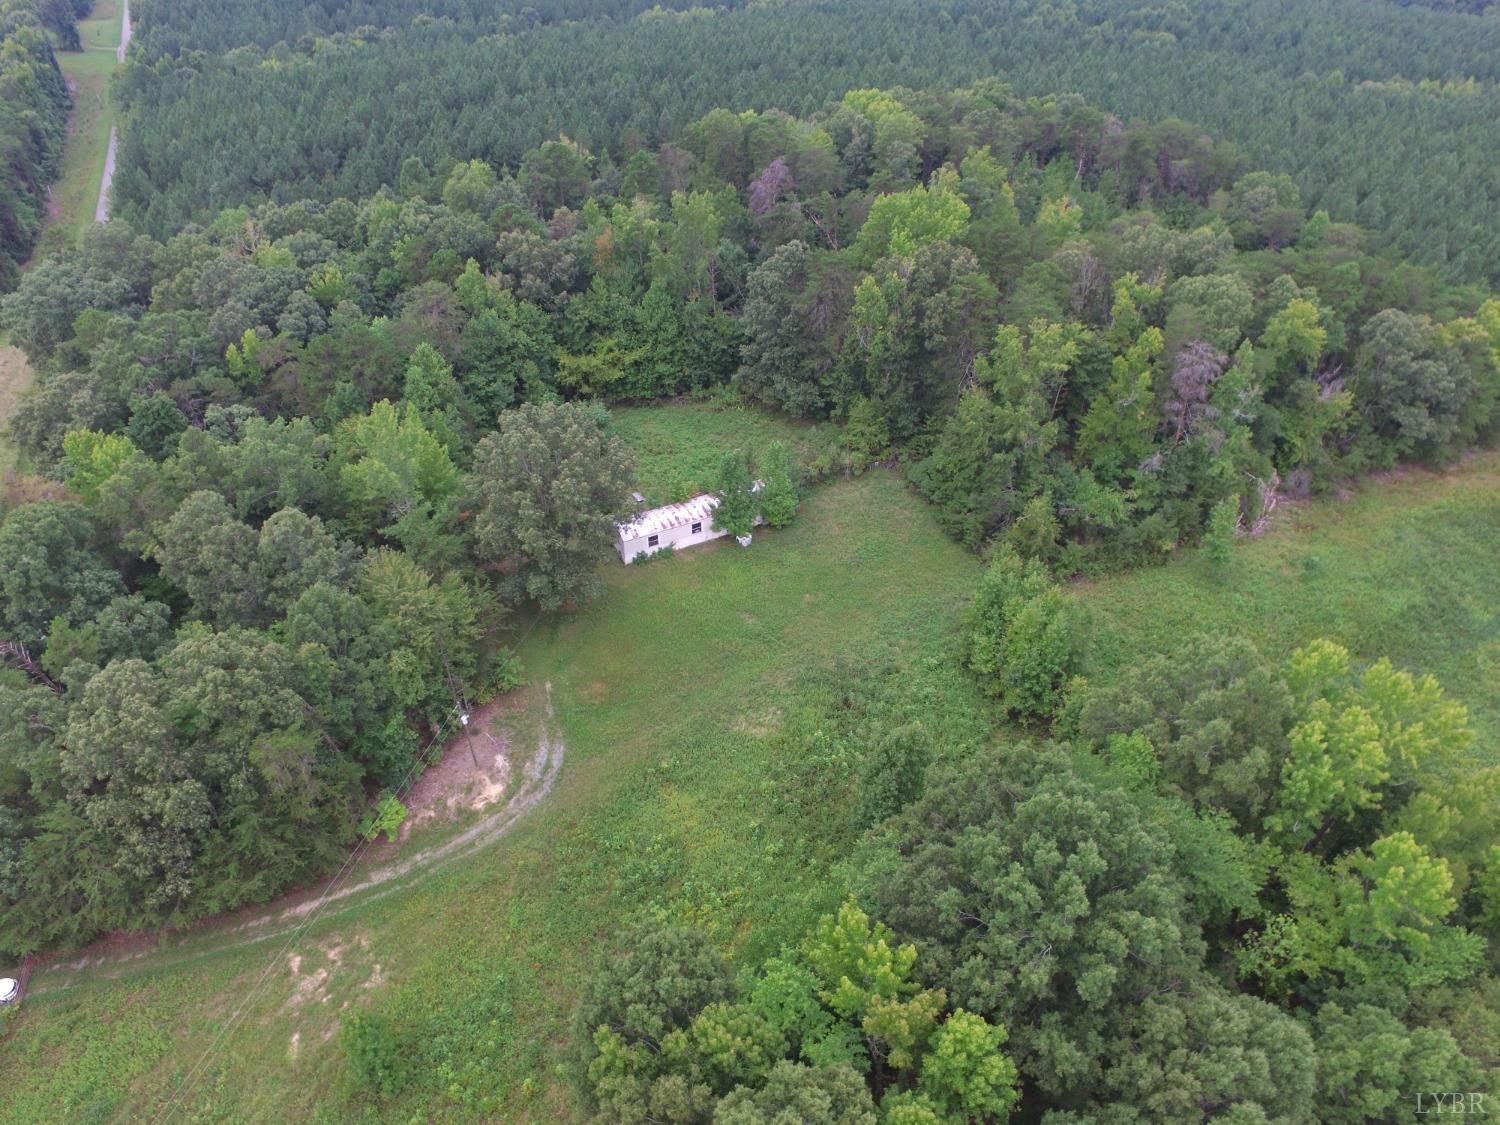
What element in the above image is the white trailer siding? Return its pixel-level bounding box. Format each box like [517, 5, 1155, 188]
[617, 494, 725, 563]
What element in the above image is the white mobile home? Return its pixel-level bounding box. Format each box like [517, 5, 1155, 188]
[616, 484, 763, 563]
[617, 494, 726, 562]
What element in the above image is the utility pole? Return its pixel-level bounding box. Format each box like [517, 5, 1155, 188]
[439, 642, 480, 772]
[459, 704, 479, 770]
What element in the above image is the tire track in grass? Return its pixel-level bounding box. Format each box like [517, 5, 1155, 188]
[23, 684, 564, 998]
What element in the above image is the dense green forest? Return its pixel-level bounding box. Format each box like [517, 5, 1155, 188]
[0, 0, 78, 289]
[3, 80, 1497, 963]
[4, 0, 1500, 1114]
[127, 0, 745, 60]
[111, 0, 1500, 284]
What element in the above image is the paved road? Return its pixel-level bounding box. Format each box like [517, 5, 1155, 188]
[94, 129, 117, 223]
[117, 0, 130, 64]
[94, 0, 130, 223]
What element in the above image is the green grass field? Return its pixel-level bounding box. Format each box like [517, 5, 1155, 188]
[1074, 453, 1500, 748]
[1, 421, 1496, 1121]
[31, 0, 122, 261]
[0, 468, 983, 1122]
[612, 399, 822, 505]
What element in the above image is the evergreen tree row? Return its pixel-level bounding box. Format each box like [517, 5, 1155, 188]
[111, 0, 1500, 283]
[0, 0, 78, 289]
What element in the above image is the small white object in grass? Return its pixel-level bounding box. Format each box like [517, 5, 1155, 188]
[460, 713, 470, 726]
[0, 977, 19, 1005]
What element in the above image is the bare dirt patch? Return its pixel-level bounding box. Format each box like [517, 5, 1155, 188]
[22, 684, 566, 997]
[281, 934, 372, 1016]
[397, 698, 516, 839]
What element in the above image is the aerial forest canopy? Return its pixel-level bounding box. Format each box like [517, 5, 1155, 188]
[105, 0, 1500, 285]
[2, 0, 1500, 1115]
[0, 0, 76, 289]
[2, 77, 1499, 957]
[124, 0, 750, 58]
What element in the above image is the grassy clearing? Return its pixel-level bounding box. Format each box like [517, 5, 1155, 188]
[612, 399, 822, 505]
[31, 0, 121, 260]
[1073, 452, 1500, 749]
[0, 469, 983, 1122]
[3, 423, 1497, 1120]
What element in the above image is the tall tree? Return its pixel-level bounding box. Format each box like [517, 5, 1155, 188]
[467, 402, 634, 608]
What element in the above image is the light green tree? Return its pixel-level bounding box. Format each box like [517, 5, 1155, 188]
[756, 442, 800, 528]
[917, 1009, 1020, 1122]
[712, 449, 759, 539]
[359, 793, 409, 842]
[856, 168, 970, 259]
[61, 430, 143, 507]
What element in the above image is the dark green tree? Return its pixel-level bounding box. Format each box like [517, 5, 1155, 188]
[858, 744, 1206, 1100]
[467, 402, 635, 608]
[0, 502, 124, 648]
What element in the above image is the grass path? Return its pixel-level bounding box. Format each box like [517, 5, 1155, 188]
[29, 0, 125, 261]
[2, 3, 125, 464]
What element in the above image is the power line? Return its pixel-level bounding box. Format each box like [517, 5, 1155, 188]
[156, 613, 546, 1120]
[153, 708, 459, 1123]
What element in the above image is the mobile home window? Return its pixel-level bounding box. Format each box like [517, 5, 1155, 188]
[648, 534, 660, 548]
[691, 522, 702, 534]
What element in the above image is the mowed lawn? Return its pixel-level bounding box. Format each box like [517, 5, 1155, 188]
[0, 470, 983, 1122]
[1074, 452, 1500, 750]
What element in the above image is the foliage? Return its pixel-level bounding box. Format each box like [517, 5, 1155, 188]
[964, 548, 1074, 719]
[711, 449, 758, 539]
[1310, 1002, 1479, 1124]
[100, 0, 1500, 295]
[359, 793, 409, 843]
[1075, 635, 1292, 828]
[1, 0, 1499, 1114]
[574, 924, 735, 1061]
[0, 500, 123, 648]
[756, 442, 800, 529]
[578, 901, 1018, 1119]
[1, 462, 1497, 1119]
[1094, 989, 1315, 1121]
[856, 744, 1206, 1099]
[1203, 495, 1239, 567]
[0, 1, 74, 289]
[6, 79, 1496, 573]
[467, 402, 635, 609]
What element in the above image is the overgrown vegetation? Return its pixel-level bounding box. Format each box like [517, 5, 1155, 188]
[611, 401, 812, 506]
[1, 0, 1498, 1117]
[0, 0, 78, 288]
[0, 444, 1495, 1121]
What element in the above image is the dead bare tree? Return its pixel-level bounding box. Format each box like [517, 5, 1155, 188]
[0, 640, 63, 694]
